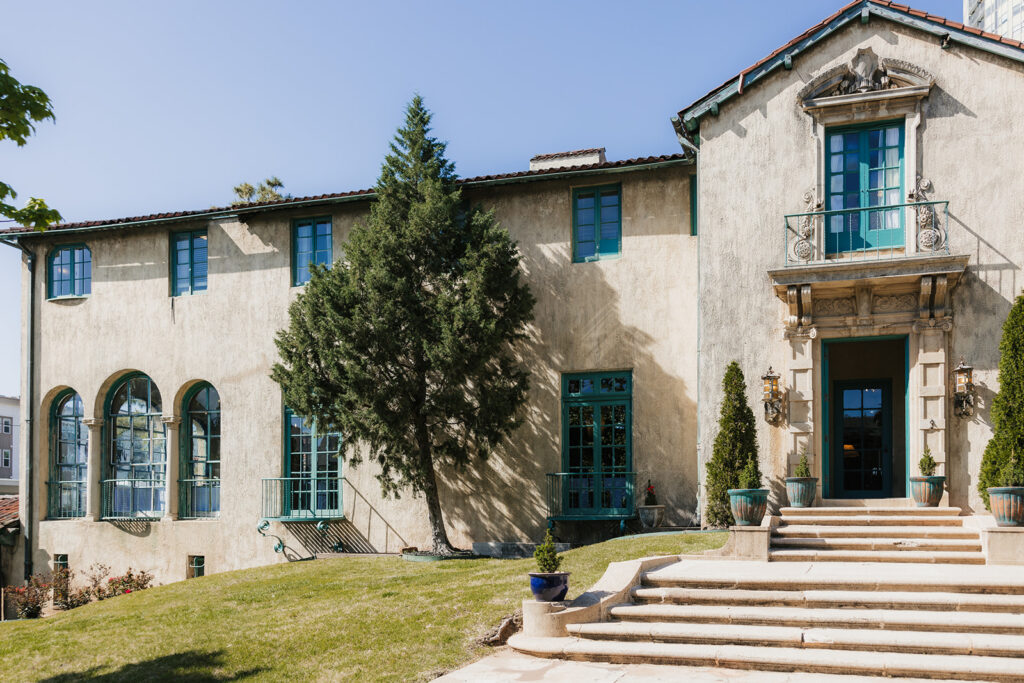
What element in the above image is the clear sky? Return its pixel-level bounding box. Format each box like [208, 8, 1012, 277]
[0, 0, 962, 396]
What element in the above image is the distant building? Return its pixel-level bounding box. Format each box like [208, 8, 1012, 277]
[0, 396, 18, 495]
[965, 0, 1024, 40]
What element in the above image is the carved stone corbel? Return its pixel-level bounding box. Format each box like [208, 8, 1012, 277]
[787, 286, 800, 328]
[800, 284, 813, 327]
[933, 274, 948, 319]
[855, 285, 872, 325]
[919, 276, 934, 319]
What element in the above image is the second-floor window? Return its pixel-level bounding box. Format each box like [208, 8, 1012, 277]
[2, 418, 10, 434]
[48, 246, 91, 299]
[825, 122, 904, 254]
[171, 230, 208, 295]
[572, 185, 621, 262]
[1, 450, 9, 468]
[292, 218, 332, 286]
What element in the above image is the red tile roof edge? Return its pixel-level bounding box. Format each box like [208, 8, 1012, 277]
[0, 496, 18, 527]
[0, 153, 688, 237]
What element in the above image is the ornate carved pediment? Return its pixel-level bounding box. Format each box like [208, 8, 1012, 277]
[799, 48, 934, 107]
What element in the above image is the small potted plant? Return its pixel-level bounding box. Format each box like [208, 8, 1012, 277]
[910, 446, 945, 507]
[727, 455, 768, 526]
[529, 529, 569, 601]
[637, 479, 666, 529]
[988, 449, 1024, 527]
[785, 446, 817, 508]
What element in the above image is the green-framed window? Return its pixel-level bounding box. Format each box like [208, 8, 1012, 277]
[825, 121, 904, 253]
[187, 555, 205, 579]
[292, 217, 332, 286]
[103, 374, 166, 519]
[572, 185, 621, 262]
[561, 371, 632, 514]
[47, 245, 91, 298]
[53, 553, 69, 571]
[179, 383, 220, 519]
[47, 390, 88, 519]
[284, 408, 343, 517]
[171, 230, 208, 295]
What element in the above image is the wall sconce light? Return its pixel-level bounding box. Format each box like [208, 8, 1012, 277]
[762, 366, 783, 425]
[952, 357, 975, 418]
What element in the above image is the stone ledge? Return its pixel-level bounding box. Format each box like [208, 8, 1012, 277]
[983, 527, 1024, 565]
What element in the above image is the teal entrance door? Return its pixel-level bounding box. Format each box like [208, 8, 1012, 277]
[834, 380, 892, 498]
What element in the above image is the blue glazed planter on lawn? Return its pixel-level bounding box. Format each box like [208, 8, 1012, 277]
[727, 488, 769, 526]
[988, 487, 1024, 527]
[529, 572, 569, 601]
[785, 477, 817, 508]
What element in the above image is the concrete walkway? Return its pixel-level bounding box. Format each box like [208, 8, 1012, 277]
[435, 650, 944, 682]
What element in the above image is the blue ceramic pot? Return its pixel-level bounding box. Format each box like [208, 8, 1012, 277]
[910, 476, 945, 507]
[988, 487, 1024, 527]
[529, 572, 569, 601]
[785, 477, 817, 508]
[727, 489, 769, 526]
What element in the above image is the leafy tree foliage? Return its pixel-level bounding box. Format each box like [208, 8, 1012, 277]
[979, 292, 1024, 506]
[272, 96, 535, 553]
[704, 361, 759, 526]
[232, 176, 289, 205]
[0, 58, 61, 229]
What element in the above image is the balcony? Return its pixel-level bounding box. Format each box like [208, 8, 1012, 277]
[179, 478, 220, 519]
[261, 476, 345, 522]
[101, 478, 165, 520]
[46, 480, 86, 519]
[545, 471, 636, 522]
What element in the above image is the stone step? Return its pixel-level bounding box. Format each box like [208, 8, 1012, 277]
[769, 537, 982, 552]
[509, 634, 1024, 681]
[565, 621, 1024, 658]
[773, 525, 980, 539]
[631, 587, 1024, 613]
[777, 515, 964, 527]
[768, 549, 986, 564]
[640, 572, 1024, 596]
[781, 506, 962, 516]
[608, 603, 1024, 635]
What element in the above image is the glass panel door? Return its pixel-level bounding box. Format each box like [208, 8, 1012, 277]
[834, 380, 892, 498]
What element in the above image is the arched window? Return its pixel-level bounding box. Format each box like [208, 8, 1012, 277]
[103, 374, 166, 519]
[48, 391, 87, 519]
[47, 245, 92, 299]
[180, 383, 220, 519]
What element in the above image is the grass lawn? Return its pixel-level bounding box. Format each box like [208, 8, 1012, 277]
[0, 531, 724, 682]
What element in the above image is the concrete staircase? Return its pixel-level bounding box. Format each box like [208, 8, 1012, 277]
[511, 559, 1024, 680]
[770, 506, 985, 564]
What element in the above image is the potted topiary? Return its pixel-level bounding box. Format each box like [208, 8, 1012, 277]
[785, 446, 817, 508]
[988, 450, 1024, 527]
[528, 529, 569, 601]
[637, 479, 665, 529]
[727, 455, 769, 526]
[910, 446, 945, 507]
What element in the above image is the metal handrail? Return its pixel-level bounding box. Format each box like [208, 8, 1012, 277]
[46, 480, 86, 519]
[545, 471, 636, 519]
[179, 478, 220, 519]
[100, 478, 166, 520]
[261, 476, 345, 521]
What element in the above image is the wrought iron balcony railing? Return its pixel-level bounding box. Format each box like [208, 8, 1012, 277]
[101, 478, 166, 520]
[261, 476, 345, 521]
[545, 471, 636, 520]
[179, 478, 220, 519]
[784, 200, 949, 266]
[46, 480, 86, 519]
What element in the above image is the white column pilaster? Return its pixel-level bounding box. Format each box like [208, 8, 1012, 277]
[162, 416, 181, 521]
[82, 418, 103, 521]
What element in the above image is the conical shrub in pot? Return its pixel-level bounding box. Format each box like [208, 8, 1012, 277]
[910, 446, 945, 507]
[706, 361, 758, 527]
[529, 529, 569, 601]
[785, 446, 817, 508]
[728, 455, 768, 526]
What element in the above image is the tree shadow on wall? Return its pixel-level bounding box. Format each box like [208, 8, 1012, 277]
[40, 650, 265, 682]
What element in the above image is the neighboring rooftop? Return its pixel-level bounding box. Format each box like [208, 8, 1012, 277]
[529, 148, 606, 171]
[0, 496, 18, 527]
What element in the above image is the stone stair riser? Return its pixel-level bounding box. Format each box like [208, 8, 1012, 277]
[640, 577, 1024, 595]
[770, 539, 982, 552]
[768, 551, 986, 564]
[777, 516, 964, 526]
[773, 527, 979, 539]
[780, 507, 962, 516]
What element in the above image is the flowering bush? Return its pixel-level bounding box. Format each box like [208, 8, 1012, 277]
[52, 568, 92, 611]
[84, 563, 154, 601]
[6, 575, 50, 619]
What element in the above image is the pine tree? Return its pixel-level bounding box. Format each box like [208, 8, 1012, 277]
[704, 361, 759, 527]
[978, 292, 1024, 507]
[272, 96, 535, 554]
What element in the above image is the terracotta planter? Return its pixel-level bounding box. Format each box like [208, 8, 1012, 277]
[784, 477, 817, 508]
[909, 476, 945, 507]
[528, 572, 570, 601]
[638, 504, 665, 529]
[727, 488, 768, 526]
[988, 487, 1024, 527]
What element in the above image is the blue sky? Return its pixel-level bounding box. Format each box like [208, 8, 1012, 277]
[0, 0, 961, 396]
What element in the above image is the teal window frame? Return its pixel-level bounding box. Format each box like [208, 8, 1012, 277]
[47, 244, 91, 299]
[47, 390, 87, 519]
[572, 185, 621, 262]
[283, 407, 343, 518]
[824, 120, 905, 254]
[187, 555, 205, 578]
[560, 371, 633, 515]
[170, 229, 208, 296]
[179, 382, 220, 519]
[53, 553, 69, 571]
[291, 217, 332, 286]
[102, 373, 167, 519]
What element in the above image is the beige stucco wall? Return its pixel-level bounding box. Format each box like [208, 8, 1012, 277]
[18, 164, 697, 583]
[695, 18, 1024, 516]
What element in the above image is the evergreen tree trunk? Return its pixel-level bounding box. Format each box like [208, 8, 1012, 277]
[414, 413, 457, 554]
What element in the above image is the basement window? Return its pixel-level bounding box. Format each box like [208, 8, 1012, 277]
[187, 555, 205, 579]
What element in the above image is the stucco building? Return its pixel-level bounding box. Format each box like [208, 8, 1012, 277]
[2, 0, 1024, 584]
[965, 0, 1024, 40]
[0, 395, 19, 494]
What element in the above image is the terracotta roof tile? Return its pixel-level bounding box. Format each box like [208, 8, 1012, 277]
[0, 496, 18, 527]
[0, 154, 688, 237]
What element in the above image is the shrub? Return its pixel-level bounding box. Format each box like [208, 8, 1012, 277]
[52, 568, 92, 611]
[793, 447, 812, 478]
[83, 563, 154, 600]
[737, 456, 762, 490]
[705, 361, 759, 527]
[979, 292, 1024, 507]
[919, 446, 937, 477]
[6, 574, 50, 619]
[533, 529, 562, 573]
[643, 480, 657, 506]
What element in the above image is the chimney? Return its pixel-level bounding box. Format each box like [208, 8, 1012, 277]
[529, 148, 606, 171]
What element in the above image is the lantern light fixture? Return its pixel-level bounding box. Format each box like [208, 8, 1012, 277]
[952, 357, 975, 418]
[762, 366, 783, 425]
